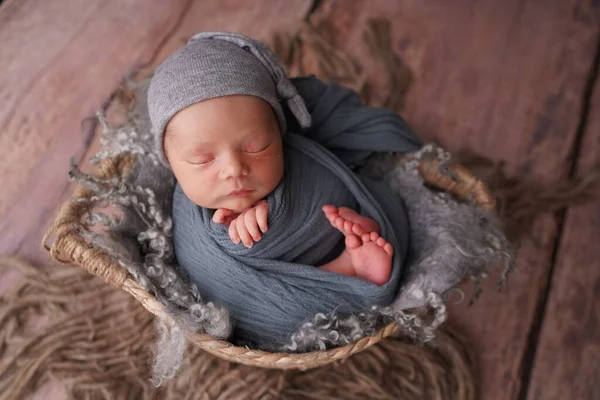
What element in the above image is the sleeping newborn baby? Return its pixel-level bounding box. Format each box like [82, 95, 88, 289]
[147, 32, 421, 349]
[164, 93, 394, 286]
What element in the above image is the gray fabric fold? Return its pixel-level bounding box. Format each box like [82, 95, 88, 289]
[172, 76, 422, 348]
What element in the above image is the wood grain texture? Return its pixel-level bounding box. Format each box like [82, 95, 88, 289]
[149, 0, 312, 67]
[0, 0, 311, 266]
[0, 0, 191, 264]
[525, 62, 600, 399]
[311, 0, 599, 398]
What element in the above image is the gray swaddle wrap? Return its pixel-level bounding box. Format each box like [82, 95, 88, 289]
[173, 77, 422, 348]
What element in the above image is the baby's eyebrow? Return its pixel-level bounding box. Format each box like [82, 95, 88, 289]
[183, 128, 270, 154]
[187, 144, 214, 155]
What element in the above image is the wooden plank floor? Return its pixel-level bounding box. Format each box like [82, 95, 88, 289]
[308, 1, 600, 398]
[1, 0, 599, 398]
[526, 60, 600, 400]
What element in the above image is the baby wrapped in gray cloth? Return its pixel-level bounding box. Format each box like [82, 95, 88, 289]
[147, 32, 422, 349]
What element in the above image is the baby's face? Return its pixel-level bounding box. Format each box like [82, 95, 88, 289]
[164, 95, 284, 212]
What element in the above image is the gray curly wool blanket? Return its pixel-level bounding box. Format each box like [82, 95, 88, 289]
[172, 76, 420, 348]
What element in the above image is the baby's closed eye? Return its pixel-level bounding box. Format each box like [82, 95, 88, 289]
[188, 153, 215, 165]
[244, 138, 272, 154]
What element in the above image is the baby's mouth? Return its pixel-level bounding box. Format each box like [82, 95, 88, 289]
[228, 189, 255, 197]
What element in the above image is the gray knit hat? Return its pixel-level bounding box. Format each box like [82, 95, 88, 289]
[147, 31, 312, 168]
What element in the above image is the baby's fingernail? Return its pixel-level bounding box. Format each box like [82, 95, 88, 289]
[260, 227, 267, 233]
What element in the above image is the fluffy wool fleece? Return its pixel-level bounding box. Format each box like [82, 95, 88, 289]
[69, 79, 513, 385]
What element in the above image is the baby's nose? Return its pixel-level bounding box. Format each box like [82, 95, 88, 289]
[220, 154, 249, 179]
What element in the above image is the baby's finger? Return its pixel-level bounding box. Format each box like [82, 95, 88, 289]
[228, 217, 241, 244]
[256, 203, 269, 233]
[222, 214, 237, 227]
[244, 209, 262, 242]
[212, 208, 232, 224]
[236, 213, 253, 247]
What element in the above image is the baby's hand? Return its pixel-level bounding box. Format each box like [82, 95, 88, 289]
[213, 200, 269, 247]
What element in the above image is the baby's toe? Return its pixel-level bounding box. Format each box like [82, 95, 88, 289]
[370, 232, 380, 242]
[384, 243, 394, 256]
[361, 233, 372, 243]
[334, 216, 345, 231]
[322, 204, 338, 217]
[338, 207, 359, 219]
[376, 237, 386, 247]
[325, 214, 335, 225]
[345, 234, 362, 249]
[339, 207, 380, 233]
[343, 220, 355, 233]
[327, 216, 337, 227]
[352, 223, 365, 235]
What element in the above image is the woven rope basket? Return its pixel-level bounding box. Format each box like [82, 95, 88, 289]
[43, 151, 495, 370]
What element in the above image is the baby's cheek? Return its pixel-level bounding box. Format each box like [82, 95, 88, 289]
[183, 174, 218, 207]
[249, 155, 283, 183]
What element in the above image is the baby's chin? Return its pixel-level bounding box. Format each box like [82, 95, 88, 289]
[224, 198, 259, 213]
[204, 194, 265, 212]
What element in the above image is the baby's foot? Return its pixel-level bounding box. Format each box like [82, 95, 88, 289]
[322, 205, 380, 236]
[345, 232, 394, 285]
[324, 206, 393, 285]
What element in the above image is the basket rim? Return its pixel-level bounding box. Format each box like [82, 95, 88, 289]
[121, 275, 399, 369]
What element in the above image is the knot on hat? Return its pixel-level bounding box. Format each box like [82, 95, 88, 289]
[276, 80, 312, 129]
